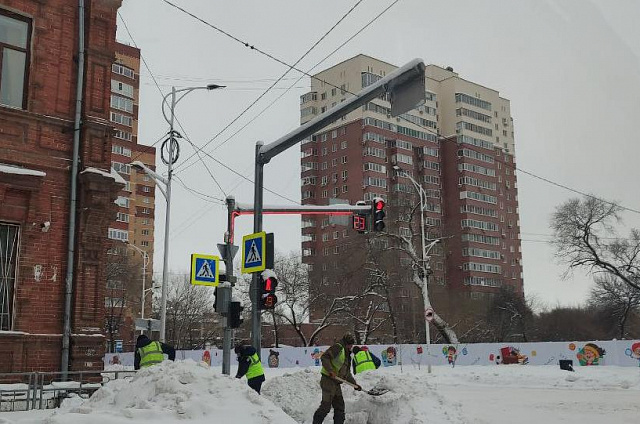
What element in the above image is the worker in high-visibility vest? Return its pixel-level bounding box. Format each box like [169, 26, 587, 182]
[235, 344, 265, 394]
[312, 333, 362, 424]
[134, 335, 176, 370]
[351, 346, 381, 374]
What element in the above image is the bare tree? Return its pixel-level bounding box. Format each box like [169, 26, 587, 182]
[486, 287, 534, 342]
[104, 248, 138, 352]
[383, 200, 459, 344]
[588, 274, 640, 339]
[551, 196, 640, 291]
[164, 274, 220, 349]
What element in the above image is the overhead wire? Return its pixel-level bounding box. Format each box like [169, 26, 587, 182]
[119, 12, 230, 201]
[172, 0, 369, 175]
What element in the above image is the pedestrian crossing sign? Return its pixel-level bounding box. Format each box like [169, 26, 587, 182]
[190, 254, 220, 286]
[241, 231, 266, 274]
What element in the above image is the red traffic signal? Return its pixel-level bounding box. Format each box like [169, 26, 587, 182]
[372, 197, 386, 232]
[260, 274, 278, 310]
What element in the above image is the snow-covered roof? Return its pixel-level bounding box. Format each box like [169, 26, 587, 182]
[0, 163, 46, 177]
[81, 167, 126, 185]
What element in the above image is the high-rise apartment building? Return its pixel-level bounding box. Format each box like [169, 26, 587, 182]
[106, 43, 156, 352]
[299, 55, 523, 343]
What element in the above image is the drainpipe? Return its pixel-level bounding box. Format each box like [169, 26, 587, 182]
[61, 0, 86, 379]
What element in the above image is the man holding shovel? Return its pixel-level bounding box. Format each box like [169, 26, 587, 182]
[312, 333, 362, 424]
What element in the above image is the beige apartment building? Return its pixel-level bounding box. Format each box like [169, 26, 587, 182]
[299, 54, 523, 344]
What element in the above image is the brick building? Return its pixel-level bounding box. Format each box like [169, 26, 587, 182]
[0, 0, 123, 373]
[299, 55, 523, 343]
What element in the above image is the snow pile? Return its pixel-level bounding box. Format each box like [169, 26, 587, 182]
[47, 360, 296, 424]
[263, 367, 468, 423]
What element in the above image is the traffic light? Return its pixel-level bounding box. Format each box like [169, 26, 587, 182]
[228, 301, 243, 328]
[260, 273, 278, 310]
[372, 197, 386, 231]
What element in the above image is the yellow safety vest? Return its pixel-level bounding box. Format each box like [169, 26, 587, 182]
[138, 341, 164, 368]
[245, 352, 265, 379]
[321, 344, 345, 376]
[354, 350, 376, 374]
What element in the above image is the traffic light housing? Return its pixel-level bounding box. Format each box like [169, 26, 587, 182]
[228, 301, 243, 328]
[260, 273, 278, 310]
[372, 197, 386, 231]
[353, 201, 367, 234]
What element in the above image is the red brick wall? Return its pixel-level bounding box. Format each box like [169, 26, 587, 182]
[0, 0, 123, 374]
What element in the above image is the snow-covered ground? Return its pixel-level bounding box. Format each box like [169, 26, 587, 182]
[2, 361, 639, 423]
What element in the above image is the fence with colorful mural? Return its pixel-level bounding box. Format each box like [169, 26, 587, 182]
[104, 340, 640, 369]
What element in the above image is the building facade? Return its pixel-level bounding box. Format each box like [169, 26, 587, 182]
[299, 55, 523, 343]
[0, 0, 123, 373]
[105, 42, 156, 353]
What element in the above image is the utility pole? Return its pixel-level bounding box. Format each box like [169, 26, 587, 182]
[249, 59, 426, 355]
[221, 196, 236, 375]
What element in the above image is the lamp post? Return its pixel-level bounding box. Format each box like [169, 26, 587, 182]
[125, 242, 149, 319]
[133, 84, 224, 342]
[393, 165, 432, 373]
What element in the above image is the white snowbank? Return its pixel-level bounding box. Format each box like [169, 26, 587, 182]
[44, 360, 295, 424]
[2, 363, 639, 423]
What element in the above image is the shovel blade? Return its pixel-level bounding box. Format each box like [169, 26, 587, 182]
[366, 388, 389, 396]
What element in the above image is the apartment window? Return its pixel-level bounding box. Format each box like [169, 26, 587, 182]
[333, 187, 339, 197]
[331, 158, 338, 167]
[111, 112, 132, 127]
[141, 229, 150, 236]
[141, 207, 152, 214]
[321, 190, 328, 198]
[342, 170, 348, 180]
[112, 162, 131, 175]
[115, 196, 130, 208]
[110, 94, 134, 113]
[123, 182, 132, 192]
[112, 63, 135, 79]
[332, 130, 337, 139]
[0, 11, 31, 109]
[342, 185, 348, 193]
[321, 162, 328, 170]
[143, 197, 151, 204]
[341, 141, 347, 149]
[142, 186, 151, 193]
[108, 228, 129, 241]
[142, 175, 151, 182]
[116, 212, 129, 223]
[333, 231, 339, 240]
[322, 233, 329, 242]
[111, 80, 134, 98]
[142, 218, 151, 225]
[141, 240, 150, 247]
[112, 145, 132, 157]
[114, 130, 133, 141]
[105, 297, 125, 308]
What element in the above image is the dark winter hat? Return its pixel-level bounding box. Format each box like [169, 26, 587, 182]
[136, 334, 150, 348]
[341, 333, 356, 345]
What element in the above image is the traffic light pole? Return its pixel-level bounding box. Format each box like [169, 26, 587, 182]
[250, 58, 426, 356]
[222, 196, 236, 375]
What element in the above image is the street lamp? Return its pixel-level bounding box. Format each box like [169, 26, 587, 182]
[393, 165, 437, 373]
[132, 84, 224, 342]
[124, 242, 150, 319]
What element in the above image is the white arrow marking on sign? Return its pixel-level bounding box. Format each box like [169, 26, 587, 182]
[245, 241, 262, 264]
[197, 260, 215, 279]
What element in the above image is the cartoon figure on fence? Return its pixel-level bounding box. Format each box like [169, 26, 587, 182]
[492, 346, 528, 365]
[268, 349, 280, 368]
[109, 355, 121, 365]
[443, 345, 457, 367]
[380, 346, 397, 366]
[202, 350, 211, 366]
[577, 343, 606, 366]
[311, 348, 324, 366]
[625, 342, 640, 367]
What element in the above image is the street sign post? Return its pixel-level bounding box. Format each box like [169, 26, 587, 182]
[241, 231, 266, 274]
[190, 254, 220, 286]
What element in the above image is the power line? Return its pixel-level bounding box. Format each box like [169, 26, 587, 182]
[172, 0, 368, 174]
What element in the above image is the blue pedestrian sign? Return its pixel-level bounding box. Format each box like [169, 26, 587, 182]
[190, 254, 220, 286]
[242, 231, 266, 273]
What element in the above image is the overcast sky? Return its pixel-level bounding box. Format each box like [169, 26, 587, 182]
[116, 0, 640, 310]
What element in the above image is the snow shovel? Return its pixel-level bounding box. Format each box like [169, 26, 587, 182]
[333, 376, 389, 396]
